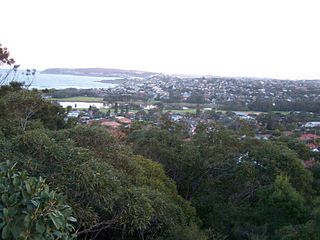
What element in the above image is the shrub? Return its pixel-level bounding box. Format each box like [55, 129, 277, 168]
[0, 161, 76, 240]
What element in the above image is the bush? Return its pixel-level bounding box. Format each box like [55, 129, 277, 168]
[0, 161, 76, 240]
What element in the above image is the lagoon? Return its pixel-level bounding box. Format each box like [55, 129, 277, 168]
[58, 101, 107, 109]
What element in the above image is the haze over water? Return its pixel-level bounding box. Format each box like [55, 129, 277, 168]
[0, 70, 118, 89]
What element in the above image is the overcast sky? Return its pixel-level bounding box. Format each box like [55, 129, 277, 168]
[2, 0, 320, 79]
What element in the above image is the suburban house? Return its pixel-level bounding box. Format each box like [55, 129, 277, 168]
[304, 122, 320, 128]
[299, 134, 320, 143]
[115, 117, 132, 125]
[88, 119, 121, 129]
[67, 111, 80, 118]
[299, 134, 320, 152]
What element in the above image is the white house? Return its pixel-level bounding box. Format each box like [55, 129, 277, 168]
[304, 122, 320, 128]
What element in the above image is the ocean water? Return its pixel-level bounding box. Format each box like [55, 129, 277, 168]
[0, 69, 118, 89]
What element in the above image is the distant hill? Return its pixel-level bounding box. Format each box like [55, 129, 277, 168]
[41, 68, 158, 78]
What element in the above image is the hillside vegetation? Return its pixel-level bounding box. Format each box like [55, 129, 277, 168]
[1, 44, 320, 239]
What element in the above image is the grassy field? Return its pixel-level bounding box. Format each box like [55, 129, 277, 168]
[273, 111, 291, 115]
[50, 96, 291, 116]
[164, 109, 290, 115]
[164, 109, 197, 114]
[147, 100, 162, 104]
[50, 96, 104, 102]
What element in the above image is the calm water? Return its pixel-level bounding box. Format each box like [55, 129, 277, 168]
[58, 102, 107, 109]
[0, 69, 118, 89]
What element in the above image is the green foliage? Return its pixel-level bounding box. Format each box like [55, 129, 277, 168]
[1, 72, 320, 239]
[158, 223, 208, 240]
[286, 138, 311, 160]
[0, 161, 76, 240]
[243, 141, 312, 194]
[119, 187, 154, 233]
[0, 44, 15, 66]
[0, 84, 66, 136]
[127, 122, 318, 239]
[3, 126, 198, 239]
[257, 175, 308, 230]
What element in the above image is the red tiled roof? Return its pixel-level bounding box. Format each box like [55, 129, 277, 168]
[87, 119, 121, 128]
[87, 120, 97, 125]
[117, 117, 132, 124]
[107, 128, 127, 139]
[299, 134, 320, 141]
[307, 143, 318, 149]
[100, 121, 121, 128]
[304, 159, 316, 168]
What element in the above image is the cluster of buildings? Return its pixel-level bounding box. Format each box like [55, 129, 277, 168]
[102, 75, 320, 108]
[61, 75, 320, 166]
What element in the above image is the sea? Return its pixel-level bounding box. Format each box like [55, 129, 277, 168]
[0, 69, 118, 89]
